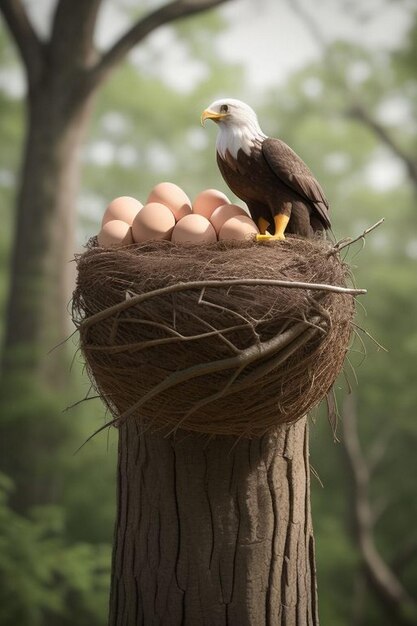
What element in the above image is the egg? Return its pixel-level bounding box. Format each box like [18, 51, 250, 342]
[147, 182, 192, 221]
[171, 214, 217, 244]
[132, 202, 176, 242]
[102, 196, 143, 226]
[210, 203, 249, 234]
[192, 189, 231, 219]
[97, 220, 134, 247]
[219, 215, 260, 241]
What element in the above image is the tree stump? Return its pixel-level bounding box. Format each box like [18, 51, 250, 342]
[108, 417, 318, 626]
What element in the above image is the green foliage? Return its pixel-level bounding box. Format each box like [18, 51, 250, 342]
[261, 16, 417, 624]
[1, 0, 417, 624]
[79, 24, 244, 239]
[0, 474, 111, 626]
[1, 5, 244, 625]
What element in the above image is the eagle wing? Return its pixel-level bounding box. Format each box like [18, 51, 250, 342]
[262, 137, 331, 229]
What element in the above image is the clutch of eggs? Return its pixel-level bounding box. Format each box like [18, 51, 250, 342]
[97, 183, 259, 247]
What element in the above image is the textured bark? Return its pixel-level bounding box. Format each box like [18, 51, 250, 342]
[109, 417, 318, 626]
[1, 88, 93, 380]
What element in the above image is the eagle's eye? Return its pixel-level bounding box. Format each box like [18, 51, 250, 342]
[220, 104, 229, 113]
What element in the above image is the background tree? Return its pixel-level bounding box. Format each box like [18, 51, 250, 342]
[258, 4, 417, 622]
[0, 0, 236, 512]
[0, 0, 416, 623]
[0, 0, 233, 382]
[0, 3, 243, 624]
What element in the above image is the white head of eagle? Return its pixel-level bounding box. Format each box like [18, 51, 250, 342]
[201, 97, 331, 240]
[201, 98, 266, 160]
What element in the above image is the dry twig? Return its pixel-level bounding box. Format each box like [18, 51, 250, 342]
[331, 219, 385, 255]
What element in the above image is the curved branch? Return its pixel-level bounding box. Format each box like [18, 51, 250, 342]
[0, 0, 44, 88]
[79, 277, 366, 330]
[117, 318, 319, 424]
[87, 0, 234, 89]
[83, 321, 248, 354]
[342, 394, 417, 625]
[285, 0, 417, 192]
[347, 104, 417, 190]
[178, 321, 321, 425]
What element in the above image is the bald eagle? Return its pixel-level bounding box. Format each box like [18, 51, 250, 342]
[201, 98, 331, 240]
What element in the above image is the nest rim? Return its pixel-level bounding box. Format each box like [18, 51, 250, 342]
[73, 237, 357, 437]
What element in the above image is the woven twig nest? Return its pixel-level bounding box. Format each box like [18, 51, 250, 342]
[72, 237, 357, 437]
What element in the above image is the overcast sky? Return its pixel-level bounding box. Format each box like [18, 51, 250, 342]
[218, 0, 412, 89]
[101, 0, 413, 94]
[10, 0, 412, 97]
[1, 0, 413, 197]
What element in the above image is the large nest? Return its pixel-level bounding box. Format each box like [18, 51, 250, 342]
[72, 237, 357, 437]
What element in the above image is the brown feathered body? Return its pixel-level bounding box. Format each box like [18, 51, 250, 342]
[217, 137, 331, 237]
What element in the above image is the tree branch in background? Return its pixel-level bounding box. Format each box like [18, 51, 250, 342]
[341, 394, 417, 626]
[284, 0, 417, 192]
[87, 0, 234, 89]
[0, 0, 44, 88]
[49, 0, 103, 67]
[347, 103, 417, 189]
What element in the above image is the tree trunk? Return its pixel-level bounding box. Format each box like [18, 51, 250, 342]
[0, 73, 98, 513]
[1, 83, 93, 383]
[0, 0, 235, 387]
[109, 416, 318, 625]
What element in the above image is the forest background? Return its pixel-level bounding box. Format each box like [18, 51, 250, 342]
[0, 0, 416, 624]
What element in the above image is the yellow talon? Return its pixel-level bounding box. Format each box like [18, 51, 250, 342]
[256, 213, 289, 242]
[256, 232, 285, 242]
[274, 213, 290, 239]
[257, 217, 271, 235]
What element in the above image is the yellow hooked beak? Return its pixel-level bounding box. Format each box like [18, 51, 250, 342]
[201, 109, 227, 126]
